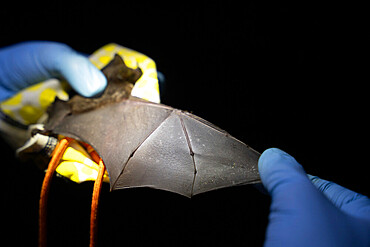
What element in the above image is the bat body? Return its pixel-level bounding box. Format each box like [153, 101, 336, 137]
[45, 55, 260, 197]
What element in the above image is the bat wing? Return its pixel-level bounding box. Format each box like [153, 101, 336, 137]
[46, 97, 260, 197]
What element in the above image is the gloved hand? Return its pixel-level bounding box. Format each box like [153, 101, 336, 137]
[0, 41, 107, 101]
[258, 148, 370, 247]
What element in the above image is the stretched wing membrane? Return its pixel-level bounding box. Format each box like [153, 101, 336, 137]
[181, 112, 260, 195]
[49, 99, 172, 185]
[47, 98, 260, 197]
[113, 110, 196, 197]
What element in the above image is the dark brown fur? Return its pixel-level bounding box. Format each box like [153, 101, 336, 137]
[68, 54, 142, 113]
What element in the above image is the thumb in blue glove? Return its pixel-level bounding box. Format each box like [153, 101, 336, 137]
[258, 148, 370, 247]
[0, 41, 107, 101]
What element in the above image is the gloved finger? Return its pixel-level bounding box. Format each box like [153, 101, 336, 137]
[257, 148, 336, 211]
[50, 47, 107, 97]
[258, 148, 313, 195]
[258, 148, 346, 246]
[308, 175, 370, 220]
[0, 41, 107, 101]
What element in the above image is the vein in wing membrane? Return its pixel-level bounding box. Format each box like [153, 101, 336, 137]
[181, 114, 260, 195]
[113, 111, 196, 197]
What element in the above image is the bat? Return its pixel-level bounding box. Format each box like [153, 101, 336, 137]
[44, 54, 261, 198]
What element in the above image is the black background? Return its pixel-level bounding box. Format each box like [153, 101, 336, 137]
[2, 1, 368, 246]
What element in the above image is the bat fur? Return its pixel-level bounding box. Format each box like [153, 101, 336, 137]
[67, 54, 142, 113]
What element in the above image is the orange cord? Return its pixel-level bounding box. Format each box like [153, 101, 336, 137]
[89, 158, 106, 247]
[83, 143, 107, 247]
[39, 138, 72, 247]
[39, 140, 106, 247]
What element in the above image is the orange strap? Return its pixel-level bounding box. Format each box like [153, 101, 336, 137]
[39, 140, 106, 247]
[39, 138, 72, 247]
[86, 145, 106, 247]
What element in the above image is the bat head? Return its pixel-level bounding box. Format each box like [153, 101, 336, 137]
[65, 54, 143, 114]
[45, 54, 143, 132]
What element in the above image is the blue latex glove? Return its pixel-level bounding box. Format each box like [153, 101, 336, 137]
[258, 148, 370, 247]
[0, 41, 107, 101]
